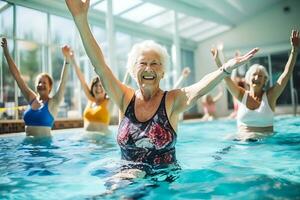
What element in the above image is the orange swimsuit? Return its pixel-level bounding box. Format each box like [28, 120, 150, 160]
[83, 99, 110, 125]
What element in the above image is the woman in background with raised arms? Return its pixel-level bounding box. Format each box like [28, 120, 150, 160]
[70, 53, 111, 133]
[1, 38, 71, 137]
[211, 30, 299, 141]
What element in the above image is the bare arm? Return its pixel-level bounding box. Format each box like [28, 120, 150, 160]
[1, 38, 36, 102]
[212, 86, 223, 102]
[122, 69, 131, 85]
[268, 30, 299, 107]
[173, 67, 191, 89]
[51, 45, 71, 108]
[211, 48, 246, 101]
[171, 48, 258, 114]
[70, 54, 95, 101]
[65, 0, 132, 112]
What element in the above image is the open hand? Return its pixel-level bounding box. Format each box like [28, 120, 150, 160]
[1, 38, 8, 49]
[62, 45, 73, 63]
[291, 30, 299, 48]
[210, 48, 218, 60]
[223, 48, 259, 73]
[182, 67, 191, 77]
[65, 0, 90, 17]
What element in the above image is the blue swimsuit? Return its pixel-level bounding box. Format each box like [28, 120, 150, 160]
[117, 91, 177, 168]
[23, 99, 54, 127]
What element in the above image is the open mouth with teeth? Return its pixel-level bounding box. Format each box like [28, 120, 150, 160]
[142, 75, 156, 80]
[142, 72, 156, 80]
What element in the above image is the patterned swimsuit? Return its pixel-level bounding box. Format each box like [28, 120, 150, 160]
[117, 91, 177, 170]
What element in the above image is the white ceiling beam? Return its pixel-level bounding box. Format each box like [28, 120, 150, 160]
[3, 0, 197, 50]
[142, 0, 234, 26]
[140, 9, 168, 24]
[90, 0, 104, 7]
[195, 0, 243, 24]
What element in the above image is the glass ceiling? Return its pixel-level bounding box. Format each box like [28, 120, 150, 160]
[90, 0, 231, 43]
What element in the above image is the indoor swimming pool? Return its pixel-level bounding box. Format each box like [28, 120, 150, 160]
[0, 115, 299, 199]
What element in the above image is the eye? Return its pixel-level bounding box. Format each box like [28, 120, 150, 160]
[139, 62, 147, 66]
[150, 62, 159, 67]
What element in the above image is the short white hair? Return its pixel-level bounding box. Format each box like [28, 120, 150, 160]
[126, 40, 169, 80]
[245, 64, 269, 86]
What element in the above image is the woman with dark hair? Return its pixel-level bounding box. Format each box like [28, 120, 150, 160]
[1, 38, 71, 137]
[70, 54, 110, 133]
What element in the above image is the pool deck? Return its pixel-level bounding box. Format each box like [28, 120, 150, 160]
[0, 118, 84, 134]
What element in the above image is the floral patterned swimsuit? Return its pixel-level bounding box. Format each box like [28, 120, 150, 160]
[117, 91, 177, 171]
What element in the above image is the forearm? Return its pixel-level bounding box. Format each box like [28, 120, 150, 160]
[74, 16, 109, 76]
[3, 49, 33, 100]
[122, 70, 130, 84]
[173, 75, 184, 89]
[277, 47, 298, 85]
[213, 91, 223, 102]
[214, 54, 241, 99]
[4, 49, 20, 78]
[185, 69, 227, 103]
[215, 56, 223, 68]
[73, 15, 123, 101]
[72, 60, 91, 97]
[53, 61, 69, 103]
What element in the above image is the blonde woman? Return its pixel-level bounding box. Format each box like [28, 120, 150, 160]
[1, 38, 71, 137]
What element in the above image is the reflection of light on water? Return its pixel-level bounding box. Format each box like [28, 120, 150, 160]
[18, 40, 38, 51]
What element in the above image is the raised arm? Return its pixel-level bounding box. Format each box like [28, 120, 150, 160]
[65, 0, 131, 112]
[268, 30, 299, 107]
[1, 38, 36, 102]
[211, 48, 246, 101]
[171, 48, 259, 114]
[50, 45, 71, 110]
[70, 54, 95, 101]
[212, 86, 223, 102]
[173, 67, 191, 89]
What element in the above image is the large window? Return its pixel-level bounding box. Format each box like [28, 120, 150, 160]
[50, 15, 75, 46]
[0, 3, 13, 36]
[0, 2, 196, 121]
[16, 6, 47, 44]
[1, 39, 15, 119]
[18, 40, 43, 90]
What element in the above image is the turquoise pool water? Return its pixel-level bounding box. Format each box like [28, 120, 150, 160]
[0, 115, 300, 199]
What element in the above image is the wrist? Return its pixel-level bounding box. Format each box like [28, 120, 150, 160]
[219, 66, 231, 76]
[74, 14, 88, 24]
[291, 48, 298, 54]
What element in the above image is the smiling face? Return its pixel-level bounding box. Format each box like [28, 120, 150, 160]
[35, 75, 52, 97]
[134, 49, 164, 90]
[92, 81, 104, 98]
[245, 64, 269, 91]
[90, 77, 105, 99]
[249, 69, 267, 89]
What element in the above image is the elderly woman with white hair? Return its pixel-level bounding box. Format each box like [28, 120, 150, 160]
[65, 0, 258, 175]
[212, 30, 299, 141]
